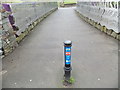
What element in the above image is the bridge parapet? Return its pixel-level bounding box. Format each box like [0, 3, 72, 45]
[0, 2, 58, 57]
[76, 0, 120, 40]
[10, 2, 58, 35]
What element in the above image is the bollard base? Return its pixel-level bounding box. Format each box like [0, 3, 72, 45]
[63, 78, 72, 87]
[63, 77, 75, 87]
[64, 66, 72, 80]
[63, 80, 72, 87]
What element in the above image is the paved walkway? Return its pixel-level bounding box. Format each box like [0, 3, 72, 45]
[2, 7, 118, 88]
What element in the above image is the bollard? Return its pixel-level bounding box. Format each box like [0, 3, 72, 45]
[64, 40, 72, 81]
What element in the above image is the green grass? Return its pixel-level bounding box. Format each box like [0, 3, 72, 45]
[62, 77, 75, 84]
[63, 0, 77, 4]
[68, 77, 75, 84]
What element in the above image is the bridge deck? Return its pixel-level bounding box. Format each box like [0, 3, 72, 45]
[2, 7, 118, 88]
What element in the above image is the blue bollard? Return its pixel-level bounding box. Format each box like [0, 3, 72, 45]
[64, 40, 72, 81]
